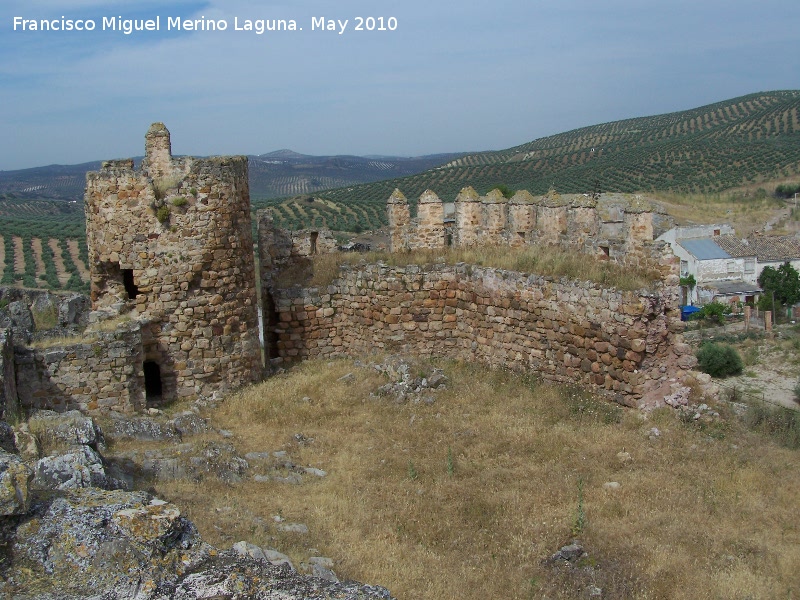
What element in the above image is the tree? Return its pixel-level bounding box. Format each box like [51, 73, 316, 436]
[758, 262, 800, 311]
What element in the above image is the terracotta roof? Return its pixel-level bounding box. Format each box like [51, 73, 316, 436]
[715, 235, 800, 262]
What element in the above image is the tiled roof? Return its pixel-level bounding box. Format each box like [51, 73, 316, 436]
[678, 238, 731, 260]
[715, 235, 800, 261]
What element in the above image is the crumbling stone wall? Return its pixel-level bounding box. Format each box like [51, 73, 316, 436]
[387, 187, 676, 277]
[271, 263, 682, 404]
[84, 124, 262, 403]
[14, 322, 145, 414]
[0, 329, 18, 420]
[256, 211, 338, 366]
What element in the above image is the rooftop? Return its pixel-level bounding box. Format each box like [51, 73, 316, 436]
[715, 234, 800, 262]
[677, 238, 731, 260]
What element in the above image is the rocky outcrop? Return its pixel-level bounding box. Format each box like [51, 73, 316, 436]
[0, 451, 32, 516]
[0, 411, 393, 599]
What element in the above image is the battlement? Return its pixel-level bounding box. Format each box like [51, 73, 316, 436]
[387, 187, 677, 279]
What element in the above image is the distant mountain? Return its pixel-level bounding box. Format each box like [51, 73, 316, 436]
[0, 151, 467, 204]
[246, 151, 467, 199]
[310, 90, 800, 206]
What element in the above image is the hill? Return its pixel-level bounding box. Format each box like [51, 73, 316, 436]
[2, 91, 800, 291]
[294, 90, 800, 209]
[0, 152, 466, 204]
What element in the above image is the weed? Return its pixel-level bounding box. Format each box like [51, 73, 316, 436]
[446, 446, 455, 477]
[743, 403, 800, 449]
[171, 197, 188, 207]
[571, 477, 586, 537]
[152, 175, 183, 201]
[407, 460, 418, 481]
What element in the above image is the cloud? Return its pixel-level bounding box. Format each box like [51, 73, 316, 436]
[1, 0, 799, 169]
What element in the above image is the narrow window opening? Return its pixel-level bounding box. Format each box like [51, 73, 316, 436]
[517, 231, 526, 241]
[122, 268, 139, 300]
[310, 231, 318, 255]
[143, 361, 163, 401]
[599, 245, 610, 260]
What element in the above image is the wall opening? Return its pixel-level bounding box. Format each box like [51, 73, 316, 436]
[263, 292, 281, 362]
[122, 268, 139, 300]
[310, 231, 318, 255]
[143, 361, 163, 401]
[599, 245, 610, 260]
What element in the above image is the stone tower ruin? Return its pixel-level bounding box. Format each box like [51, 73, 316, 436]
[84, 123, 262, 404]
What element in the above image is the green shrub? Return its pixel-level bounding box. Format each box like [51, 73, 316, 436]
[696, 342, 743, 378]
[694, 301, 730, 325]
[171, 197, 188, 207]
[155, 205, 171, 223]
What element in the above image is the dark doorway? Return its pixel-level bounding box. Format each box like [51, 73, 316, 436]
[143, 361, 162, 401]
[263, 293, 281, 361]
[310, 231, 319, 255]
[122, 269, 139, 300]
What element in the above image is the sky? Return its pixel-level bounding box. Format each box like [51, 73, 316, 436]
[1, 0, 799, 171]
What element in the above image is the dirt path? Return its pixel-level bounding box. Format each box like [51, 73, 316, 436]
[66, 239, 90, 282]
[12, 236, 25, 274]
[31, 238, 46, 278]
[725, 364, 798, 410]
[48, 238, 71, 286]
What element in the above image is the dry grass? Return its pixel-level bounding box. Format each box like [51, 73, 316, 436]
[28, 314, 131, 349]
[28, 333, 97, 349]
[283, 246, 660, 292]
[652, 191, 787, 234]
[150, 358, 800, 599]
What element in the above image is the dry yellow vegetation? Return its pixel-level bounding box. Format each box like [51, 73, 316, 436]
[278, 245, 661, 292]
[152, 358, 800, 599]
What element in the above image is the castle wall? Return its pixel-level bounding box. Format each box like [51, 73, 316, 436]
[14, 322, 145, 415]
[480, 189, 507, 245]
[385, 189, 677, 280]
[415, 190, 446, 249]
[386, 189, 411, 253]
[454, 187, 482, 247]
[534, 204, 569, 246]
[271, 264, 681, 404]
[84, 123, 262, 403]
[507, 191, 537, 247]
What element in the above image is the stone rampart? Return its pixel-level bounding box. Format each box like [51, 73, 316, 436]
[271, 263, 682, 404]
[14, 321, 145, 414]
[387, 187, 677, 279]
